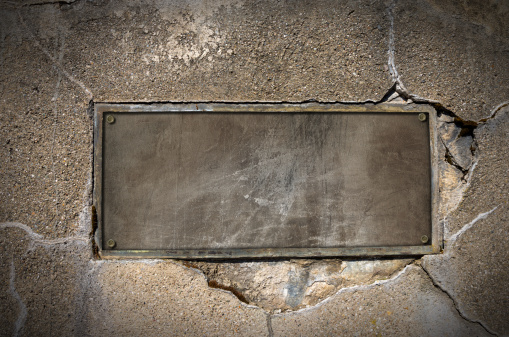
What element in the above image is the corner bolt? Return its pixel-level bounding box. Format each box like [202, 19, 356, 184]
[421, 235, 429, 244]
[418, 113, 427, 122]
[106, 115, 115, 124]
[107, 239, 116, 248]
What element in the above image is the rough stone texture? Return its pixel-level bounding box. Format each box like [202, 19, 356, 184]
[449, 107, 509, 233]
[0, 225, 91, 337]
[0, 0, 508, 335]
[88, 261, 268, 336]
[271, 265, 490, 337]
[394, 0, 509, 121]
[436, 112, 478, 218]
[44, 0, 391, 102]
[0, 28, 92, 238]
[0, 225, 269, 336]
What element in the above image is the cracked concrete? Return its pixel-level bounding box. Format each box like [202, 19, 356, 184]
[394, 0, 509, 121]
[420, 262, 497, 336]
[422, 107, 509, 336]
[9, 261, 27, 337]
[1, 0, 508, 335]
[271, 264, 492, 336]
[185, 258, 413, 312]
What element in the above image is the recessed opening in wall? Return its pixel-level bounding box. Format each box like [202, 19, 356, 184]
[93, 103, 440, 259]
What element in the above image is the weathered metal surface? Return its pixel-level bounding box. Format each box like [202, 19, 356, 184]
[94, 103, 439, 259]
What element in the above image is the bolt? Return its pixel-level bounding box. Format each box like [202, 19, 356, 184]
[421, 235, 429, 244]
[418, 113, 427, 122]
[106, 115, 115, 124]
[107, 239, 116, 248]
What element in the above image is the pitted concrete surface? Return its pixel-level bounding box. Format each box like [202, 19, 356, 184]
[1, 0, 508, 336]
[90, 261, 268, 336]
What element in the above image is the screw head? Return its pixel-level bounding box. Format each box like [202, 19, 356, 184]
[418, 113, 427, 122]
[421, 235, 429, 244]
[106, 115, 115, 124]
[107, 239, 116, 248]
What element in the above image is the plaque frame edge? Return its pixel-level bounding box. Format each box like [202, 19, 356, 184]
[93, 102, 440, 259]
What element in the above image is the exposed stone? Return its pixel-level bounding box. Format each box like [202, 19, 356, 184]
[188, 259, 413, 312]
[436, 112, 479, 220]
[438, 116, 475, 171]
[438, 160, 466, 220]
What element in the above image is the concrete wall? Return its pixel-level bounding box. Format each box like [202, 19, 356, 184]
[1, 0, 508, 336]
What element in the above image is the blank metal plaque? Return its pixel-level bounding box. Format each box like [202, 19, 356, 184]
[94, 103, 439, 259]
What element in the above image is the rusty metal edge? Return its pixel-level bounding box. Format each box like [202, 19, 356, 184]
[427, 105, 441, 253]
[95, 102, 429, 114]
[93, 102, 440, 259]
[99, 246, 434, 260]
[93, 109, 104, 253]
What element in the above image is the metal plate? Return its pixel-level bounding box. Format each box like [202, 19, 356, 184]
[94, 103, 439, 259]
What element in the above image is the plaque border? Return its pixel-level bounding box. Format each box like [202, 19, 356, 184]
[93, 102, 440, 259]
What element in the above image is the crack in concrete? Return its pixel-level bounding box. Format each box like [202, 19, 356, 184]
[266, 313, 274, 337]
[207, 279, 249, 304]
[185, 258, 414, 313]
[275, 262, 414, 317]
[385, 1, 507, 125]
[479, 100, 509, 123]
[412, 105, 504, 336]
[94, 98, 386, 105]
[442, 159, 479, 228]
[386, 0, 439, 104]
[420, 206, 501, 336]
[17, 10, 93, 100]
[23, 0, 77, 6]
[442, 142, 470, 177]
[0, 0, 79, 10]
[386, 2, 400, 88]
[0, 222, 43, 240]
[1, 2, 505, 335]
[0, 222, 89, 248]
[9, 261, 27, 337]
[420, 264, 497, 336]
[447, 205, 499, 243]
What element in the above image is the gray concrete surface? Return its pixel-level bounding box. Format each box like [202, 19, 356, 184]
[422, 106, 509, 335]
[1, 0, 508, 336]
[271, 265, 491, 336]
[394, 0, 509, 121]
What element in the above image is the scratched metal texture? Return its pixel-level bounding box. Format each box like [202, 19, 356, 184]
[94, 103, 438, 258]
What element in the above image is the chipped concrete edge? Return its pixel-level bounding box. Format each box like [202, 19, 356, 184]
[271, 263, 416, 318]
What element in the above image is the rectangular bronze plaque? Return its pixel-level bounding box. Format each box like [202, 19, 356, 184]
[94, 103, 439, 259]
